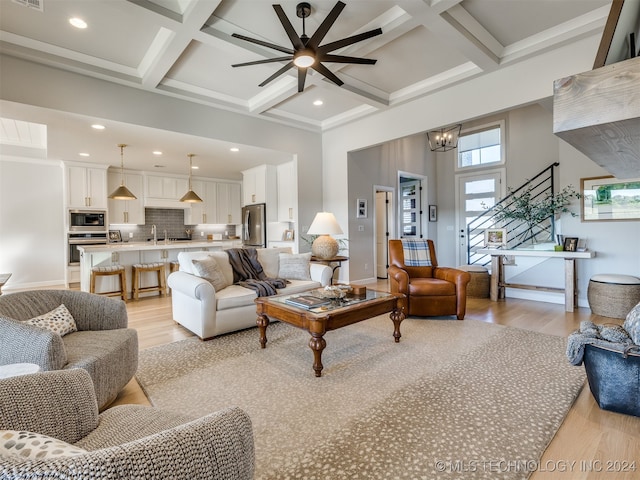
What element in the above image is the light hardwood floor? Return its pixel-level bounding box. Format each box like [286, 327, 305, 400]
[107, 281, 639, 479]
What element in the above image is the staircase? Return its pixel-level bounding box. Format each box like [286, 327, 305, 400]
[466, 162, 560, 266]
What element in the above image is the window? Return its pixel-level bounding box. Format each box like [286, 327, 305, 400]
[457, 122, 504, 170]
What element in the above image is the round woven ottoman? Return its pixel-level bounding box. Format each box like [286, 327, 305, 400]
[457, 265, 490, 298]
[588, 274, 640, 319]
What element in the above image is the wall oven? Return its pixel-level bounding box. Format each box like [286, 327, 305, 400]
[68, 233, 107, 265]
[69, 210, 107, 231]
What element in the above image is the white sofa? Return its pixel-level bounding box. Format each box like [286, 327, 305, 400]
[167, 247, 332, 339]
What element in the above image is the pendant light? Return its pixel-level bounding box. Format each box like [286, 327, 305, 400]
[108, 144, 137, 200]
[180, 153, 203, 203]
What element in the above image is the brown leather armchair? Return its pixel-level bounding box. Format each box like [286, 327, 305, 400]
[388, 239, 471, 319]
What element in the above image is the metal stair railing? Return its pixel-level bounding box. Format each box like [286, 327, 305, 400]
[466, 162, 559, 266]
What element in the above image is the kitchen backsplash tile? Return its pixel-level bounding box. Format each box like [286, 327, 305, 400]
[109, 208, 236, 243]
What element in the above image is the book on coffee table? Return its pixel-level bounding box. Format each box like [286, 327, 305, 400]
[285, 295, 331, 309]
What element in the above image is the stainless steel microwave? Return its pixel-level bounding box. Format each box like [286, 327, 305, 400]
[69, 210, 107, 231]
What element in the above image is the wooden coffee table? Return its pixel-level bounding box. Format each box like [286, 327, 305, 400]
[255, 290, 406, 377]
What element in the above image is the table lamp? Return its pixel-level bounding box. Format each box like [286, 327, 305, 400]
[307, 212, 343, 259]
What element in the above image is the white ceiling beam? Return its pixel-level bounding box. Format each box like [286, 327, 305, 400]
[138, 1, 221, 88]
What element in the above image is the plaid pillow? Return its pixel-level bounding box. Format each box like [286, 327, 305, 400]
[401, 239, 432, 266]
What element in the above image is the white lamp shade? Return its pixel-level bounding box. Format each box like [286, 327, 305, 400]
[307, 212, 343, 235]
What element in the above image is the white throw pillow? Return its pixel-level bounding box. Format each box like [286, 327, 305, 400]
[24, 304, 77, 336]
[192, 257, 230, 291]
[279, 253, 312, 280]
[0, 430, 87, 460]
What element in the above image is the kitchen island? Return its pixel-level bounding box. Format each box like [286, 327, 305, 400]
[78, 240, 242, 298]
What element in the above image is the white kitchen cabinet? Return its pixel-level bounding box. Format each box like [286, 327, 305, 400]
[107, 171, 144, 224]
[66, 164, 108, 209]
[277, 161, 297, 222]
[184, 180, 217, 224]
[242, 165, 276, 206]
[144, 174, 188, 208]
[242, 164, 277, 222]
[216, 182, 242, 224]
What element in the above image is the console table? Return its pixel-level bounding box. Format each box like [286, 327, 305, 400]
[478, 248, 596, 312]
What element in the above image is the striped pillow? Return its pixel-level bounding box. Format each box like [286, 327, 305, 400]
[401, 239, 432, 266]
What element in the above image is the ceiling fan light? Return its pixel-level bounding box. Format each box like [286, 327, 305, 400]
[293, 50, 315, 68]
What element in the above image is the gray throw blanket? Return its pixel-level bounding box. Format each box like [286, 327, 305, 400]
[566, 321, 634, 366]
[226, 248, 288, 297]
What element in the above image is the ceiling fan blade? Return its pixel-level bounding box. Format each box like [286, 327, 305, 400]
[318, 28, 383, 53]
[232, 57, 292, 67]
[232, 33, 293, 55]
[298, 67, 308, 92]
[258, 61, 295, 87]
[307, 1, 346, 49]
[312, 62, 344, 87]
[320, 54, 377, 65]
[273, 4, 305, 50]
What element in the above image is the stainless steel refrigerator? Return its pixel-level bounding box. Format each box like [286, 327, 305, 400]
[242, 203, 266, 248]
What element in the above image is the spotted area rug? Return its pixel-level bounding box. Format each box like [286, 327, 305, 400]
[136, 317, 586, 479]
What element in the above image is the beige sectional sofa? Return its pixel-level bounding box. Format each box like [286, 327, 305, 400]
[167, 247, 332, 339]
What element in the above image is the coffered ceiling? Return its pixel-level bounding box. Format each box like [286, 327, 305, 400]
[0, 0, 612, 178]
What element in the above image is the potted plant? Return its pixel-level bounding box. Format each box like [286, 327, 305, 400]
[490, 185, 581, 244]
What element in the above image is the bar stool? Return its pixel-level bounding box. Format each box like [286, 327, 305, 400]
[132, 262, 166, 300]
[90, 265, 127, 302]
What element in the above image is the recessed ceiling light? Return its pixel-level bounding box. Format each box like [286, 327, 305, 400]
[69, 17, 87, 29]
[191, 165, 199, 170]
[152, 151, 162, 155]
[313, 99, 323, 106]
[91, 124, 105, 130]
[230, 147, 239, 152]
[79, 153, 90, 157]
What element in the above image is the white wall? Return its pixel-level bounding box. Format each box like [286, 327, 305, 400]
[322, 34, 601, 280]
[0, 158, 65, 289]
[348, 134, 435, 281]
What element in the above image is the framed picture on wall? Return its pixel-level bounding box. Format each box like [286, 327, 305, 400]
[581, 176, 640, 221]
[356, 199, 367, 218]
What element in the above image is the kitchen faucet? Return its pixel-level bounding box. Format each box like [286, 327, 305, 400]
[151, 225, 157, 245]
[163, 229, 168, 244]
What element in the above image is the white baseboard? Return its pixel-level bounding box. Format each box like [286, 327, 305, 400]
[505, 288, 590, 309]
[1, 280, 67, 294]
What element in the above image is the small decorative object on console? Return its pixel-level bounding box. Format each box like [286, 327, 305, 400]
[351, 285, 367, 296]
[316, 284, 352, 299]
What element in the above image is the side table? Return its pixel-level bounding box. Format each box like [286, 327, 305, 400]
[310, 256, 348, 285]
[0, 363, 41, 379]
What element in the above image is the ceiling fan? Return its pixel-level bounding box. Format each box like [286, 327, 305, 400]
[231, 1, 382, 92]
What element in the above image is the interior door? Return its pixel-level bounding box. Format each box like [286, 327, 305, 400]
[456, 169, 504, 265]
